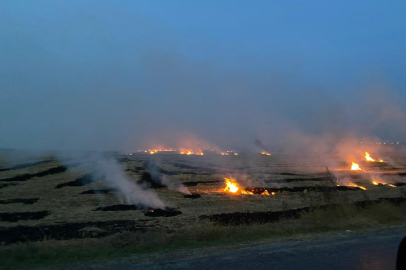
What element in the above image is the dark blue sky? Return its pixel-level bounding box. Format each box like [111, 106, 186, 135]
[1, 1, 406, 151]
[134, 1, 406, 86]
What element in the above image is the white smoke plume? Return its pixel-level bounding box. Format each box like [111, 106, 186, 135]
[160, 175, 191, 195]
[93, 157, 165, 209]
[56, 152, 166, 209]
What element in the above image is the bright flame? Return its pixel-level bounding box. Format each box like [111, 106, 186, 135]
[138, 147, 241, 156]
[364, 152, 385, 162]
[179, 149, 204, 155]
[351, 162, 362, 171]
[372, 181, 396, 187]
[261, 151, 271, 156]
[223, 178, 271, 195]
[224, 178, 239, 193]
[241, 190, 254, 195]
[262, 190, 271, 195]
[349, 183, 367, 190]
[365, 152, 375, 162]
[138, 149, 176, 154]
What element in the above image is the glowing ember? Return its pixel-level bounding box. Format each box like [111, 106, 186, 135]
[351, 162, 362, 171]
[261, 151, 271, 156]
[241, 190, 254, 195]
[179, 149, 204, 155]
[349, 183, 367, 190]
[137, 149, 176, 154]
[365, 152, 375, 162]
[372, 181, 396, 187]
[138, 147, 240, 156]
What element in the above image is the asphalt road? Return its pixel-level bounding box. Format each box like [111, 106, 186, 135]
[121, 230, 405, 270]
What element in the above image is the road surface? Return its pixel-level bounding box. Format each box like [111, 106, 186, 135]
[115, 230, 404, 270]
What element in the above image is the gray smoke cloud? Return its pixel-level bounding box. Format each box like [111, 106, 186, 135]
[93, 157, 166, 209]
[160, 175, 191, 195]
[55, 152, 167, 209]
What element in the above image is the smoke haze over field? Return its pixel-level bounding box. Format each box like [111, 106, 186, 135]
[1, 1, 406, 152]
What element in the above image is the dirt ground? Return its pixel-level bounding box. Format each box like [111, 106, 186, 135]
[1, 152, 406, 245]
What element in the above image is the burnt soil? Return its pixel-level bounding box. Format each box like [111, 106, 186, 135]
[0, 166, 68, 182]
[55, 173, 98, 189]
[265, 177, 332, 183]
[0, 220, 147, 245]
[0, 160, 52, 172]
[0, 198, 39, 204]
[80, 189, 116, 194]
[0, 183, 17, 190]
[0, 211, 50, 222]
[1, 153, 406, 248]
[138, 171, 166, 189]
[95, 204, 182, 217]
[201, 197, 406, 225]
[184, 194, 201, 199]
[183, 180, 221, 187]
[245, 186, 364, 194]
[144, 208, 182, 217]
[95, 204, 141, 211]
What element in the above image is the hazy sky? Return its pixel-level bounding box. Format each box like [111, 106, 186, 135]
[1, 1, 406, 151]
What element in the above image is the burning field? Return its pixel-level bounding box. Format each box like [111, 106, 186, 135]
[1, 149, 406, 247]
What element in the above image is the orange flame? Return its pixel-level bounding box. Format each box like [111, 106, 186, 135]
[138, 149, 176, 154]
[224, 178, 239, 193]
[261, 151, 271, 156]
[223, 178, 271, 195]
[241, 189, 254, 195]
[365, 152, 375, 162]
[364, 152, 385, 162]
[372, 181, 396, 187]
[349, 183, 367, 190]
[179, 149, 204, 155]
[351, 162, 362, 171]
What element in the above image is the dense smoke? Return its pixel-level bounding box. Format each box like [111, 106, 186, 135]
[93, 157, 166, 209]
[146, 161, 191, 194]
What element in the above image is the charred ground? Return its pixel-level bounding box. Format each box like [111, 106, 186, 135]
[0, 153, 406, 247]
